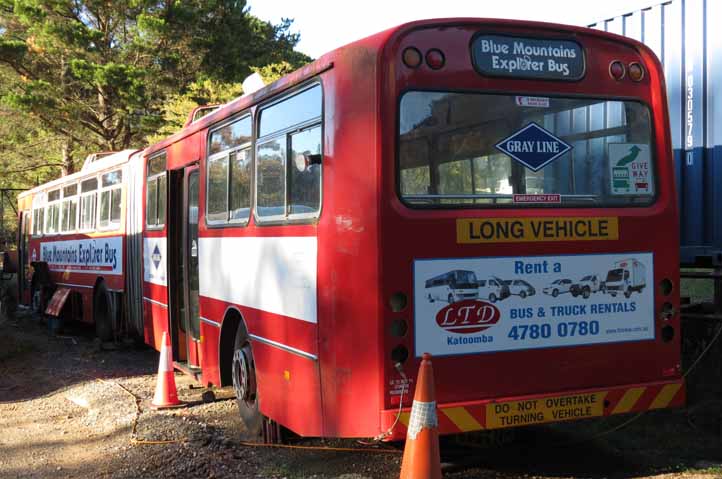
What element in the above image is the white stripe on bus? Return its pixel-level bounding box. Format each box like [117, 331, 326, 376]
[198, 237, 318, 324]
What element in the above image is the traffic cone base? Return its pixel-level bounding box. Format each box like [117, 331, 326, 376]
[149, 332, 186, 410]
[399, 352, 442, 479]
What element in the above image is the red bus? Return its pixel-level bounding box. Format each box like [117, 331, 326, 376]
[18, 18, 683, 442]
[17, 150, 146, 340]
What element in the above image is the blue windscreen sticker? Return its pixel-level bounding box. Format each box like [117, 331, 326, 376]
[495, 122, 572, 172]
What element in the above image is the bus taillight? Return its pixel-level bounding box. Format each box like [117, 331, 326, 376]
[628, 62, 645, 82]
[425, 48, 445, 70]
[402, 47, 422, 68]
[609, 60, 626, 80]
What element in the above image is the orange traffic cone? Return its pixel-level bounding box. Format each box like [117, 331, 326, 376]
[400, 352, 441, 479]
[149, 332, 186, 409]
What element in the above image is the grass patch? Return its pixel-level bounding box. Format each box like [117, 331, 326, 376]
[681, 269, 715, 303]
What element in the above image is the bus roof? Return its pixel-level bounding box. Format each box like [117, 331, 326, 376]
[18, 148, 141, 200]
[137, 18, 653, 159]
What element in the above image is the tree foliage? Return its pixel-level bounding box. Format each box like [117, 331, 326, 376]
[0, 0, 311, 244]
[0, 0, 310, 164]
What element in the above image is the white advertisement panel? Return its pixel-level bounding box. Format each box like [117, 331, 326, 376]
[40, 237, 123, 275]
[414, 253, 654, 357]
[144, 237, 167, 286]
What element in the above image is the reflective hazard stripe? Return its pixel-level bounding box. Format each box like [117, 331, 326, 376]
[442, 406, 482, 432]
[649, 383, 682, 410]
[390, 380, 683, 437]
[612, 387, 646, 414]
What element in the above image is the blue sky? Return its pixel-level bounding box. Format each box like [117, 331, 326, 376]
[247, 0, 659, 58]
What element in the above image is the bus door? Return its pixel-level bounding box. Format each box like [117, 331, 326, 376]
[182, 166, 201, 368]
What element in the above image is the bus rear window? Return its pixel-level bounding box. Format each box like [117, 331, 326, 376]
[398, 91, 654, 207]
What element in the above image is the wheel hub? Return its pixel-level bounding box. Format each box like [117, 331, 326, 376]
[232, 344, 256, 404]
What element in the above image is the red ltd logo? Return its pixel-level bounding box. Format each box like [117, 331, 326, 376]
[435, 300, 501, 334]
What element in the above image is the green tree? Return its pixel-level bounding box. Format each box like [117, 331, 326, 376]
[0, 0, 310, 173]
[146, 78, 244, 145]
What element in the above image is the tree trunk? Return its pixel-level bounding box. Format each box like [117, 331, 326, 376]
[61, 141, 74, 176]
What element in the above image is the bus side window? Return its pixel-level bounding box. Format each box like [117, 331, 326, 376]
[61, 183, 78, 233]
[146, 153, 167, 228]
[32, 208, 44, 236]
[256, 83, 322, 223]
[99, 170, 123, 230]
[206, 115, 252, 225]
[80, 177, 98, 231]
[290, 126, 322, 216]
[45, 189, 60, 234]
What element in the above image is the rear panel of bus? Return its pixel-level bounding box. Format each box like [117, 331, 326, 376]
[378, 20, 682, 438]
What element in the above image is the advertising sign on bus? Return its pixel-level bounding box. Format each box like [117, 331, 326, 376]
[414, 252, 654, 357]
[39, 237, 123, 275]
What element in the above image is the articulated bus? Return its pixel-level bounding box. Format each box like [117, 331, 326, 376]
[16, 150, 145, 340]
[17, 18, 683, 441]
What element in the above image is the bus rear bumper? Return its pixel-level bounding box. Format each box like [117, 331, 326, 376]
[380, 378, 684, 441]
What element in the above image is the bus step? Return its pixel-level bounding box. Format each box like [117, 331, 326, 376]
[173, 361, 202, 382]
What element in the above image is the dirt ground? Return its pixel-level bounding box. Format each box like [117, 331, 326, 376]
[2, 309, 722, 479]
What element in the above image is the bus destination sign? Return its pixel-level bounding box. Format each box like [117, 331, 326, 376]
[471, 35, 585, 80]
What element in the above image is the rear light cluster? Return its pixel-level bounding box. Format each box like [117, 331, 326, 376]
[403, 47, 445, 70]
[389, 292, 409, 364]
[658, 278, 675, 343]
[609, 60, 645, 82]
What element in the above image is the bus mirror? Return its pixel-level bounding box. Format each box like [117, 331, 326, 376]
[305, 153, 323, 166]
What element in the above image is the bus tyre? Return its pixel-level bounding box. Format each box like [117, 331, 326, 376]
[94, 283, 114, 342]
[489, 293, 497, 303]
[232, 326, 263, 438]
[582, 287, 591, 299]
[552, 289, 559, 298]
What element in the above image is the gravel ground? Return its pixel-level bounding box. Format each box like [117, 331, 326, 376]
[1, 309, 722, 479]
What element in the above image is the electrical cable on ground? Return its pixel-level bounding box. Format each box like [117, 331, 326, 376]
[545, 320, 722, 448]
[90, 375, 182, 445]
[94, 374, 400, 452]
[83, 315, 722, 454]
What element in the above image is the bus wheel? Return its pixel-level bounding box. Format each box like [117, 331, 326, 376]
[93, 283, 114, 342]
[232, 326, 263, 438]
[582, 287, 591, 299]
[488, 293, 497, 303]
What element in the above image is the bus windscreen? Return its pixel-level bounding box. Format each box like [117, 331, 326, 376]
[398, 91, 655, 207]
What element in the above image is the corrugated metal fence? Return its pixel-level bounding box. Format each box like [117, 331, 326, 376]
[590, 0, 722, 265]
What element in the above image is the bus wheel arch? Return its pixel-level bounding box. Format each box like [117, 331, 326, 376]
[218, 308, 243, 387]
